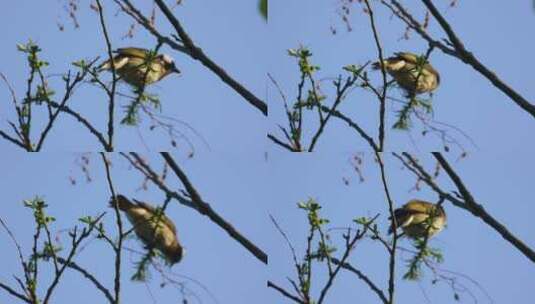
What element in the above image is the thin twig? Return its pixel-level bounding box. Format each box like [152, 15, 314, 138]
[100, 153, 123, 302]
[331, 258, 388, 304]
[56, 254, 114, 303]
[363, 0, 388, 151]
[96, 0, 116, 151]
[267, 280, 304, 304]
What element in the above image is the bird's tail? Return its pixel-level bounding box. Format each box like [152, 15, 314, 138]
[372, 60, 384, 70]
[98, 60, 112, 72]
[109, 194, 134, 211]
[388, 209, 407, 235]
[387, 221, 396, 235]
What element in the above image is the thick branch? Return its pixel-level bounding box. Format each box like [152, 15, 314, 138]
[122, 153, 268, 264]
[432, 152, 535, 263]
[386, 0, 535, 119]
[119, 0, 267, 115]
[160, 152, 268, 264]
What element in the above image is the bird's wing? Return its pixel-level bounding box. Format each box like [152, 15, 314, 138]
[133, 199, 177, 234]
[400, 214, 414, 228]
[395, 53, 439, 81]
[392, 208, 415, 227]
[404, 200, 433, 213]
[99, 56, 129, 71]
[113, 56, 130, 70]
[115, 47, 150, 59]
[395, 52, 419, 64]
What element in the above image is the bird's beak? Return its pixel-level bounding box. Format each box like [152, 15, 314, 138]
[172, 66, 181, 74]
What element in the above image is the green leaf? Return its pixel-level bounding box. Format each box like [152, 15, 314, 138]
[343, 64, 363, 76]
[79, 216, 94, 225]
[259, 0, 267, 21]
[72, 59, 87, 68]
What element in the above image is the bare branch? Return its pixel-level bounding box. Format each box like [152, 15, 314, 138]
[432, 152, 535, 264]
[100, 153, 123, 302]
[117, 0, 267, 115]
[95, 0, 117, 151]
[384, 0, 535, 119]
[160, 152, 268, 264]
[0, 281, 31, 303]
[56, 257, 114, 304]
[267, 280, 304, 304]
[330, 258, 388, 304]
[363, 0, 388, 151]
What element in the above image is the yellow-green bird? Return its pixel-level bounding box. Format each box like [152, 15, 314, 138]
[388, 199, 446, 239]
[372, 52, 440, 95]
[109, 194, 184, 265]
[100, 47, 180, 88]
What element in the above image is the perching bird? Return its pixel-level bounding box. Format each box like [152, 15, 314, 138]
[109, 194, 183, 264]
[99, 47, 180, 88]
[372, 52, 440, 95]
[388, 199, 446, 239]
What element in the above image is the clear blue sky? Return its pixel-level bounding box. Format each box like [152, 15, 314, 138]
[1, 1, 535, 304]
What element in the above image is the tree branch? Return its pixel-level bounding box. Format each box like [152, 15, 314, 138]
[100, 153, 123, 303]
[384, 0, 535, 119]
[331, 259, 388, 304]
[0, 281, 31, 303]
[118, 0, 267, 115]
[363, 0, 388, 151]
[267, 280, 304, 304]
[96, 0, 117, 151]
[56, 257, 114, 304]
[160, 152, 268, 264]
[432, 152, 535, 263]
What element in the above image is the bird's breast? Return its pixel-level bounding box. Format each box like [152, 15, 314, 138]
[125, 208, 177, 249]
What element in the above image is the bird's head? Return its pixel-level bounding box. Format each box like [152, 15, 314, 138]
[166, 245, 185, 265]
[109, 194, 132, 211]
[160, 54, 181, 75]
[434, 204, 447, 221]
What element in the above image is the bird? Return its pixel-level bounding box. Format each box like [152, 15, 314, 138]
[109, 194, 183, 264]
[372, 52, 440, 95]
[388, 199, 446, 239]
[99, 47, 180, 88]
